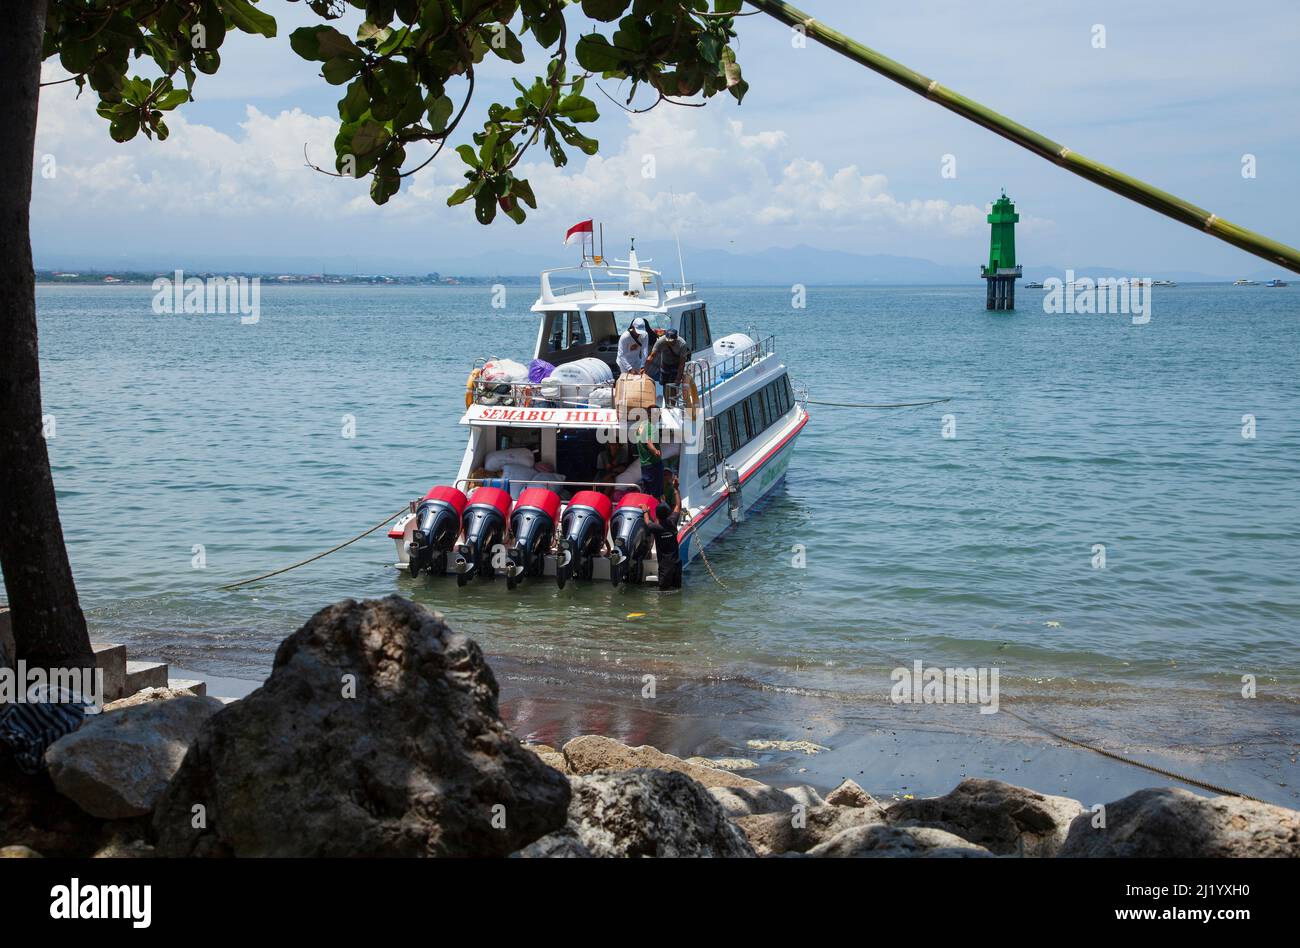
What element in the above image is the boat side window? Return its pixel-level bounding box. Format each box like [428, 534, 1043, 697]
[749, 392, 768, 434]
[718, 408, 735, 456]
[697, 417, 722, 481]
[696, 305, 712, 349]
[762, 386, 777, 424]
[772, 377, 786, 415]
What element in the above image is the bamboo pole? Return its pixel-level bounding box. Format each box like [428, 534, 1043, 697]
[746, 0, 1300, 274]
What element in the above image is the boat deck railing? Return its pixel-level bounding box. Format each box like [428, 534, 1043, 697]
[680, 334, 775, 402]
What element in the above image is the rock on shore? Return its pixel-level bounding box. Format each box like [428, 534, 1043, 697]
[886, 778, 1083, 858]
[152, 596, 570, 857]
[45, 694, 224, 819]
[1059, 787, 1300, 858]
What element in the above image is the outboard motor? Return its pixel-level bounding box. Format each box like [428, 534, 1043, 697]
[408, 485, 468, 578]
[454, 486, 512, 586]
[556, 490, 613, 588]
[608, 492, 657, 587]
[505, 487, 561, 589]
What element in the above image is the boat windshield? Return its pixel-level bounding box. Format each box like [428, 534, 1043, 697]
[614, 311, 670, 332]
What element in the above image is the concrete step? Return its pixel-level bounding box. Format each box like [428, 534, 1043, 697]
[91, 642, 128, 700]
[168, 678, 207, 697]
[125, 660, 169, 693]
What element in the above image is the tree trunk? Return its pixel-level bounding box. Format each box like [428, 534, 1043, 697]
[0, 0, 95, 673]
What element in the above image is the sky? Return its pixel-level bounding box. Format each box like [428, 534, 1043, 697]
[30, 0, 1300, 277]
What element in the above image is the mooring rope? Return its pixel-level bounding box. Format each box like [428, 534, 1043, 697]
[219, 505, 410, 591]
[998, 707, 1263, 803]
[850, 639, 1257, 801]
[680, 513, 728, 590]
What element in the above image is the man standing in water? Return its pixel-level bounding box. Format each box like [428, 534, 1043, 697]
[646, 502, 682, 590]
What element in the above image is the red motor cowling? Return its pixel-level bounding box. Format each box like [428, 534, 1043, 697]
[557, 490, 614, 588]
[455, 486, 513, 585]
[409, 485, 468, 578]
[506, 488, 563, 588]
[615, 492, 659, 514]
[609, 492, 658, 587]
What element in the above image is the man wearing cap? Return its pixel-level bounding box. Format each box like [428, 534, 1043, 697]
[646, 327, 691, 400]
[616, 317, 650, 375]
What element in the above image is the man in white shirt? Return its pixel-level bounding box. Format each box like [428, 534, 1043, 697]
[616, 317, 651, 374]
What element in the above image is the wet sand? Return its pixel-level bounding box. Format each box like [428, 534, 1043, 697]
[492, 654, 1300, 809]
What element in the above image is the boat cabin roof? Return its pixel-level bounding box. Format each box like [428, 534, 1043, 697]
[533, 255, 698, 314]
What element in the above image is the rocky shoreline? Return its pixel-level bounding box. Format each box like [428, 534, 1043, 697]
[3, 596, 1297, 858]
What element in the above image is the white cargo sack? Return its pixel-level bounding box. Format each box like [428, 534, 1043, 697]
[481, 358, 530, 384]
[485, 447, 535, 470]
[545, 357, 614, 401]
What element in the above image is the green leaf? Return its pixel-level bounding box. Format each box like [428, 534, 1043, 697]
[478, 130, 500, 167]
[109, 114, 140, 142]
[350, 119, 391, 157]
[322, 56, 360, 85]
[455, 143, 481, 169]
[319, 28, 363, 59]
[581, 0, 630, 22]
[447, 180, 480, 206]
[427, 94, 454, 132]
[155, 90, 191, 110]
[575, 34, 625, 73]
[357, 21, 392, 44]
[512, 177, 537, 210]
[220, 0, 277, 38]
[474, 188, 497, 224]
[557, 93, 598, 123]
[370, 170, 401, 205]
[340, 80, 370, 122]
[195, 50, 222, 75]
[290, 26, 325, 60]
[714, 0, 743, 13]
[291, 25, 360, 61]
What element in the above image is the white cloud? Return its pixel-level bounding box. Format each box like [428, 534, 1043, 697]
[518, 104, 991, 245]
[34, 71, 994, 252]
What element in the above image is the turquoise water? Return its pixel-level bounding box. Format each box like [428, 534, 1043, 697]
[27, 282, 1300, 761]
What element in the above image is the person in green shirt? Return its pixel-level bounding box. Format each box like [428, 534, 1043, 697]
[631, 415, 663, 499]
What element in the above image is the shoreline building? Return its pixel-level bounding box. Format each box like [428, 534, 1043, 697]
[980, 191, 1022, 310]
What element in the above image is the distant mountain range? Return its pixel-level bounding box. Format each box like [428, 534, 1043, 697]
[35, 242, 1276, 285]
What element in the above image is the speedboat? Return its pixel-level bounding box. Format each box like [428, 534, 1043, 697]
[388, 232, 808, 588]
[1024, 281, 1045, 289]
[1233, 278, 1259, 286]
[1265, 279, 1288, 287]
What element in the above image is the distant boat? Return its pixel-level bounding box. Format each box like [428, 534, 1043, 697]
[1025, 281, 1045, 289]
[1233, 278, 1259, 286]
[1265, 279, 1288, 287]
[1153, 279, 1176, 287]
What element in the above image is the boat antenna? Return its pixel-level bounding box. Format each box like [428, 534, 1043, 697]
[671, 189, 687, 287]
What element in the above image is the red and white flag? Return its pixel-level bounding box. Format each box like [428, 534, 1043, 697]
[564, 219, 593, 246]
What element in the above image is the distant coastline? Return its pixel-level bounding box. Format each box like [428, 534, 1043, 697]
[35, 269, 536, 287]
